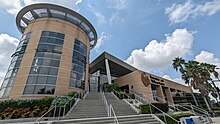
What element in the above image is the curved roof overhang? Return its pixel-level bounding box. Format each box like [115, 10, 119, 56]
[16, 3, 97, 49]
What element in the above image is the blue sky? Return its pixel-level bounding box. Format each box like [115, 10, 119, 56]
[0, 0, 220, 87]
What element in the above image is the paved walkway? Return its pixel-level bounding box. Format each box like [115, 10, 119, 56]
[211, 117, 220, 123]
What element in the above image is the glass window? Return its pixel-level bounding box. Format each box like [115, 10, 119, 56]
[49, 32, 57, 37]
[57, 33, 65, 39]
[44, 52, 53, 58]
[53, 53, 61, 59]
[34, 85, 45, 94]
[54, 45, 62, 52]
[30, 67, 40, 74]
[39, 37, 47, 43]
[35, 52, 44, 57]
[45, 86, 55, 94]
[47, 76, 57, 85]
[49, 68, 58, 75]
[1, 79, 9, 88]
[47, 38, 56, 44]
[36, 76, 47, 84]
[7, 78, 15, 87]
[42, 59, 51, 66]
[51, 60, 60, 67]
[38, 44, 46, 50]
[39, 67, 49, 75]
[32, 58, 42, 66]
[24, 85, 35, 94]
[3, 87, 12, 97]
[42, 31, 49, 36]
[27, 76, 37, 84]
[55, 39, 63, 45]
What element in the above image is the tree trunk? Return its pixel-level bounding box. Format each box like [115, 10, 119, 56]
[204, 97, 211, 111]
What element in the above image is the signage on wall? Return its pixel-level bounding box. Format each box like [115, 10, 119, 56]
[141, 72, 150, 87]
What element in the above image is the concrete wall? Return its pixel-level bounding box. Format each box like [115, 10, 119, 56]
[115, 70, 192, 103]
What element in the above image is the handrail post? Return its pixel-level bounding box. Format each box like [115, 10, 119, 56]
[163, 113, 167, 124]
[149, 103, 152, 114]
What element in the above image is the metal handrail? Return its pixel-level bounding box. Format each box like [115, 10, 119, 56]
[34, 93, 79, 123]
[102, 92, 110, 116]
[63, 93, 79, 117]
[117, 90, 180, 124]
[35, 105, 56, 124]
[179, 103, 210, 116]
[109, 104, 119, 124]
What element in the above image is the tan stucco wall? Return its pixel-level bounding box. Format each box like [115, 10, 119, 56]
[9, 18, 90, 99]
[115, 70, 192, 103]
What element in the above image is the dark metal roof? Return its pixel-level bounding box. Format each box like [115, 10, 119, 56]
[16, 3, 97, 49]
[89, 52, 137, 77]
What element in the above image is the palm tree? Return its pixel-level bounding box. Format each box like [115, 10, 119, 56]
[172, 58, 219, 110]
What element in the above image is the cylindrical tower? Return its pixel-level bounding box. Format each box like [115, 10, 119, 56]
[0, 3, 97, 99]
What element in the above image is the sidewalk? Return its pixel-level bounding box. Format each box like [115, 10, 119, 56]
[211, 117, 220, 123]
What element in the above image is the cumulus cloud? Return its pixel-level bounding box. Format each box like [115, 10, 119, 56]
[126, 28, 194, 71]
[87, 4, 106, 25]
[165, 0, 220, 23]
[0, 34, 19, 86]
[0, 0, 83, 15]
[163, 75, 187, 86]
[94, 32, 111, 52]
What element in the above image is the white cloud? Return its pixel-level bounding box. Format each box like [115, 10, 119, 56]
[163, 75, 187, 86]
[126, 28, 194, 71]
[0, 0, 83, 15]
[165, 0, 220, 23]
[94, 32, 111, 52]
[107, 0, 127, 11]
[195, 51, 220, 82]
[87, 4, 106, 25]
[0, 34, 19, 86]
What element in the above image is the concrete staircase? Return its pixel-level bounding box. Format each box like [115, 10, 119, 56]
[66, 92, 108, 119]
[105, 92, 137, 116]
[51, 114, 162, 124]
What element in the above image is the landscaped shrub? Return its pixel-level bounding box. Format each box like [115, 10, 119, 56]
[106, 83, 120, 92]
[0, 97, 54, 120]
[139, 103, 169, 114]
[68, 91, 80, 98]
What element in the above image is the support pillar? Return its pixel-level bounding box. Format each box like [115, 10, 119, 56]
[105, 59, 112, 85]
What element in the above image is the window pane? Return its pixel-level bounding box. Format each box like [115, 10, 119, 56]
[53, 53, 61, 59]
[47, 38, 55, 44]
[49, 32, 57, 37]
[38, 44, 46, 50]
[24, 85, 35, 94]
[48, 68, 58, 75]
[3, 87, 12, 97]
[42, 31, 49, 36]
[47, 76, 57, 85]
[55, 39, 63, 45]
[57, 33, 64, 39]
[27, 76, 37, 84]
[35, 52, 44, 57]
[39, 37, 47, 43]
[44, 52, 52, 58]
[54, 45, 62, 52]
[39, 67, 49, 75]
[30, 67, 40, 74]
[36, 76, 47, 84]
[42, 59, 51, 66]
[45, 86, 55, 94]
[69, 79, 76, 87]
[7, 78, 15, 87]
[51, 60, 60, 67]
[32, 58, 42, 66]
[34, 85, 45, 94]
[1, 79, 9, 88]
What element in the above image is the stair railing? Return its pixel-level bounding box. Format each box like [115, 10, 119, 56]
[118, 89, 180, 124]
[34, 93, 79, 124]
[101, 92, 110, 116]
[109, 104, 119, 124]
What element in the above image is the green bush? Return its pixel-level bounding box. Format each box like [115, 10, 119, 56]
[0, 97, 54, 119]
[139, 103, 168, 114]
[68, 91, 80, 98]
[107, 83, 120, 92]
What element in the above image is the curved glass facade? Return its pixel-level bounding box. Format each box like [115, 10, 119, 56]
[69, 39, 87, 89]
[23, 31, 64, 95]
[0, 32, 32, 98]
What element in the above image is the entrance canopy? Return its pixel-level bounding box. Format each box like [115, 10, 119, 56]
[89, 52, 137, 77]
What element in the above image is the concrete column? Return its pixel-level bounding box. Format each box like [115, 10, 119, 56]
[156, 85, 165, 103]
[105, 59, 112, 85]
[166, 88, 174, 103]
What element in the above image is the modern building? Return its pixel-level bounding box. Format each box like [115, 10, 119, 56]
[0, 3, 97, 99]
[0, 3, 202, 106]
